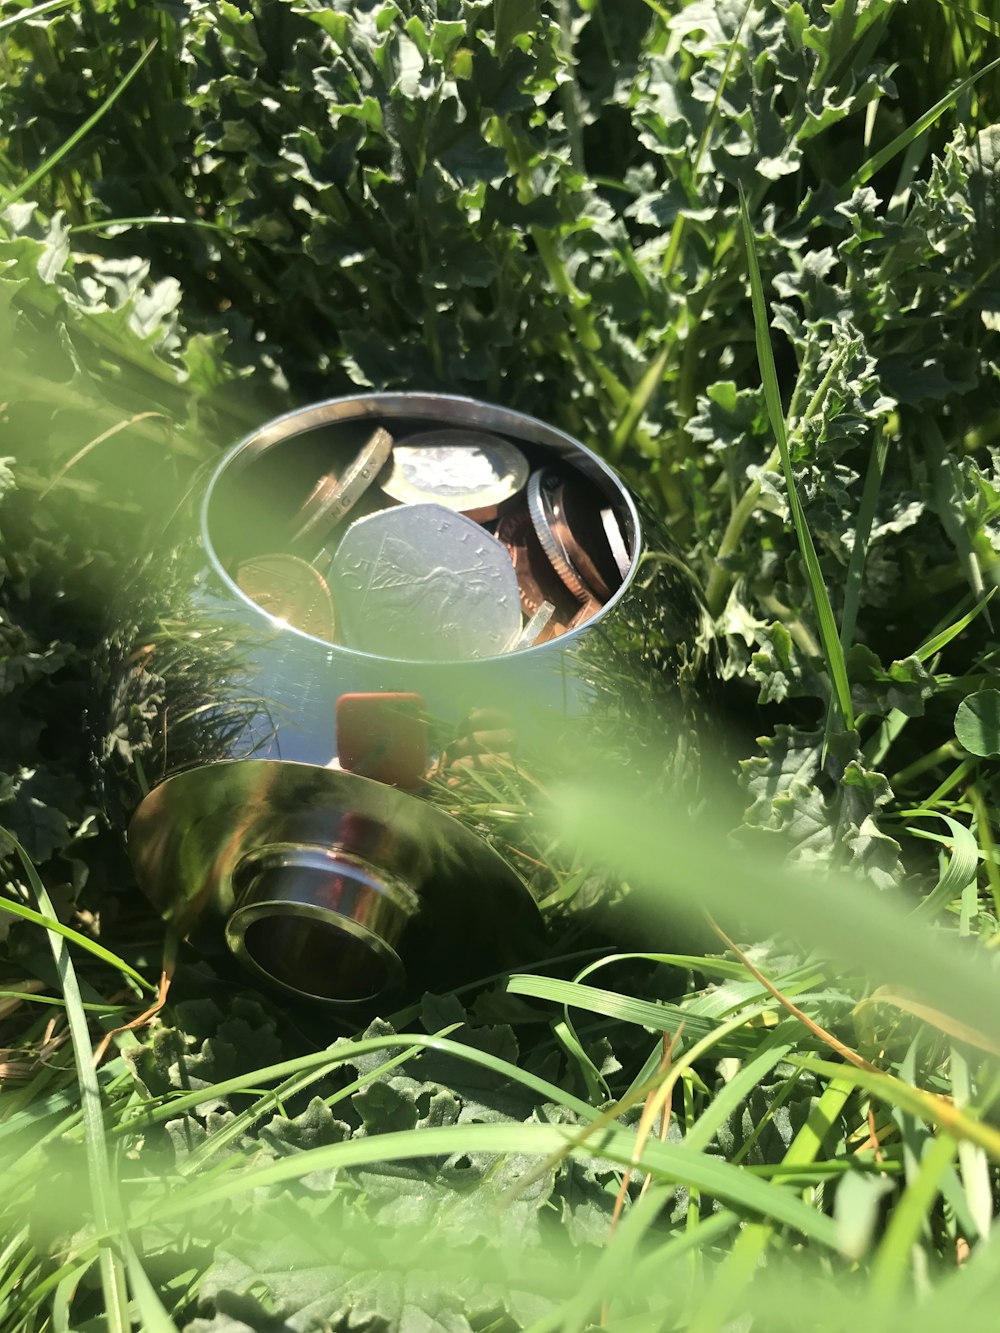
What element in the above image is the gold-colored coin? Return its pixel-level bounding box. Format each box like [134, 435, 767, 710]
[235, 554, 336, 641]
[292, 427, 394, 547]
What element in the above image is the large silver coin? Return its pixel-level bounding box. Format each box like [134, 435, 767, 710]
[332, 503, 522, 661]
[292, 427, 394, 547]
[380, 430, 528, 519]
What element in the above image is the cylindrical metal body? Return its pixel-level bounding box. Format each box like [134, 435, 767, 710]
[100, 394, 706, 1006]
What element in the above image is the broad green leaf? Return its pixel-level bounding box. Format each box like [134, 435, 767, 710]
[954, 689, 1000, 755]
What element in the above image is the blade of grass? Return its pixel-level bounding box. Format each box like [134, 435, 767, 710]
[40, 412, 166, 500]
[0, 832, 131, 1333]
[870, 1131, 958, 1304]
[951, 1040, 993, 1242]
[121, 1236, 178, 1333]
[845, 54, 1000, 193]
[0, 894, 155, 993]
[968, 783, 1000, 917]
[687, 1077, 856, 1333]
[951, 875, 993, 1244]
[683, 1030, 798, 1153]
[117, 1028, 599, 1138]
[131, 1119, 842, 1247]
[507, 973, 772, 1046]
[788, 1054, 1000, 1159]
[181, 1033, 460, 1173]
[51, 1258, 97, 1333]
[739, 183, 854, 732]
[840, 426, 891, 656]
[553, 1018, 610, 1104]
[909, 814, 979, 919]
[0, 0, 77, 33]
[0, 990, 130, 1013]
[551, 774, 998, 1049]
[913, 588, 997, 662]
[865, 986, 1000, 1056]
[1, 42, 158, 209]
[69, 214, 229, 234]
[937, 0, 1000, 39]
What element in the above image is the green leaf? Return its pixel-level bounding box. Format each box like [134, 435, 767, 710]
[495, 0, 539, 61]
[954, 689, 1000, 756]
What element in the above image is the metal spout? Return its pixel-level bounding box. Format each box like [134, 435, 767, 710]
[226, 846, 417, 1003]
[125, 761, 543, 1009]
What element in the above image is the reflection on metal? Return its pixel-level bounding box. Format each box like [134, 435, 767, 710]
[129, 760, 539, 1007]
[100, 393, 709, 1008]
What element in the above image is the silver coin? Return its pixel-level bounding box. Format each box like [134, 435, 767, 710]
[525, 470, 590, 603]
[331, 503, 522, 661]
[380, 430, 528, 515]
[293, 427, 394, 546]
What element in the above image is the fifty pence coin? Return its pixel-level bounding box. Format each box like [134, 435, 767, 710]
[292, 426, 394, 547]
[235, 553, 336, 642]
[332, 502, 522, 661]
[381, 430, 529, 521]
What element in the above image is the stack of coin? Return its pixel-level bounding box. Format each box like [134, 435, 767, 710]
[233, 424, 631, 657]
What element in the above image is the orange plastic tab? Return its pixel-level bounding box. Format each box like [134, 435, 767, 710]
[335, 692, 428, 789]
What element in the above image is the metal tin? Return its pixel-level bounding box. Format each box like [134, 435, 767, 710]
[99, 393, 708, 1008]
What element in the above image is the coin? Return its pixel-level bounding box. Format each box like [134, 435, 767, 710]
[235, 553, 336, 641]
[292, 426, 394, 547]
[381, 430, 529, 520]
[331, 503, 522, 661]
[567, 595, 603, 632]
[496, 506, 577, 633]
[525, 469, 590, 602]
[549, 475, 629, 602]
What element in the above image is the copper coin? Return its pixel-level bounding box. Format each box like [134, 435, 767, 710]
[496, 506, 576, 632]
[566, 595, 602, 632]
[548, 475, 629, 602]
[235, 554, 336, 641]
[292, 426, 394, 547]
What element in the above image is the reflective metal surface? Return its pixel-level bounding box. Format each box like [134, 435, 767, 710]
[99, 393, 709, 1007]
[129, 760, 540, 1006]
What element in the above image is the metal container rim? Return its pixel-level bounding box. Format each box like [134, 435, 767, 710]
[199, 391, 643, 667]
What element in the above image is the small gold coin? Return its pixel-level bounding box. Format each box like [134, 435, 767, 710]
[235, 553, 336, 641]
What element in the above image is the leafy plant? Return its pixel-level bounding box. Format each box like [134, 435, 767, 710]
[1, 0, 1000, 1329]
